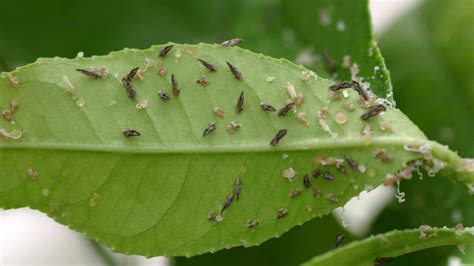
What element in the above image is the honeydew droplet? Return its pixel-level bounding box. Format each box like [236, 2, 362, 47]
[336, 20, 346, 31]
[215, 215, 224, 222]
[266, 76, 276, 82]
[174, 48, 182, 62]
[335, 111, 348, 124]
[109, 100, 117, 107]
[75, 98, 86, 107]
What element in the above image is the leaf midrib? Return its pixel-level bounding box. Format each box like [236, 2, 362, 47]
[0, 136, 426, 154]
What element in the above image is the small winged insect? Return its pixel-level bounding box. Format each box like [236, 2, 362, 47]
[196, 76, 209, 86]
[276, 208, 288, 219]
[373, 257, 394, 265]
[345, 155, 359, 171]
[312, 168, 321, 178]
[226, 61, 243, 80]
[329, 81, 352, 91]
[303, 174, 311, 188]
[221, 38, 243, 47]
[234, 178, 241, 201]
[259, 102, 276, 112]
[235, 91, 244, 113]
[333, 233, 346, 249]
[270, 129, 288, 146]
[75, 68, 108, 79]
[122, 128, 141, 137]
[158, 90, 170, 101]
[124, 67, 140, 81]
[121, 78, 137, 99]
[335, 162, 347, 175]
[202, 122, 216, 137]
[171, 74, 180, 96]
[351, 80, 369, 101]
[361, 104, 386, 120]
[323, 171, 334, 180]
[221, 193, 234, 213]
[158, 45, 173, 57]
[198, 59, 216, 72]
[277, 102, 295, 116]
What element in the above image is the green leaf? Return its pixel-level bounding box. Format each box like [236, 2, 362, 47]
[302, 226, 474, 266]
[0, 43, 472, 257]
[281, 0, 392, 100]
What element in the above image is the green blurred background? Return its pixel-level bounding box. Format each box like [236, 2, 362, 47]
[0, 0, 472, 265]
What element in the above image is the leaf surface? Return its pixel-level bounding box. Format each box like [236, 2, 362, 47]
[302, 227, 474, 266]
[0, 43, 472, 257]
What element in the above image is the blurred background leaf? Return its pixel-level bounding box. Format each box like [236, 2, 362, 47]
[371, 0, 474, 265]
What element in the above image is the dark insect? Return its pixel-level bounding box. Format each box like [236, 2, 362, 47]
[124, 67, 140, 82]
[198, 59, 216, 72]
[221, 38, 243, 47]
[277, 102, 295, 116]
[276, 208, 288, 219]
[226, 61, 243, 81]
[373, 257, 394, 265]
[333, 233, 346, 249]
[303, 174, 311, 188]
[75, 68, 107, 79]
[202, 122, 216, 137]
[329, 81, 352, 91]
[234, 178, 241, 201]
[158, 90, 170, 101]
[323, 171, 334, 180]
[322, 50, 337, 75]
[329, 80, 369, 101]
[351, 80, 369, 101]
[221, 192, 234, 213]
[121, 78, 137, 99]
[196, 76, 209, 86]
[335, 162, 347, 175]
[345, 155, 359, 171]
[171, 74, 180, 96]
[122, 128, 141, 137]
[245, 219, 259, 228]
[259, 102, 276, 112]
[361, 104, 386, 120]
[312, 168, 321, 178]
[159, 45, 173, 57]
[235, 91, 244, 113]
[270, 129, 288, 146]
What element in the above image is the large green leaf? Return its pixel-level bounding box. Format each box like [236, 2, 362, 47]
[302, 226, 474, 266]
[372, 0, 474, 264]
[0, 43, 472, 257]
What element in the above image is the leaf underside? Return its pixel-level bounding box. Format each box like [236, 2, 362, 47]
[0, 43, 472, 257]
[302, 227, 474, 266]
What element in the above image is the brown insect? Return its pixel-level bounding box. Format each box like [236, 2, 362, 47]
[226, 61, 243, 81]
[171, 74, 180, 96]
[221, 38, 243, 47]
[158, 90, 170, 101]
[124, 67, 140, 82]
[122, 128, 141, 137]
[245, 219, 259, 228]
[235, 91, 244, 113]
[312, 187, 321, 197]
[277, 102, 295, 116]
[198, 59, 216, 72]
[121, 78, 137, 99]
[335, 162, 347, 175]
[202, 122, 216, 137]
[323, 171, 334, 180]
[333, 233, 346, 249]
[234, 178, 241, 201]
[344, 155, 359, 171]
[75, 68, 107, 79]
[303, 174, 311, 188]
[259, 102, 276, 112]
[196, 76, 209, 86]
[158, 45, 173, 57]
[288, 188, 302, 198]
[312, 168, 321, 178]
[351, 80, 369, 101]
[270, 129, 288, 146]
[374, 257, 394, 265]
[276, 208, 288, 219]
[361, 104, 386, 120]
[329, 81, 352, 91]
[221, 192, 234, 213]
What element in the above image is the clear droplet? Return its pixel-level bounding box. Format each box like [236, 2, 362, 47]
[75, 98, 86, 107]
